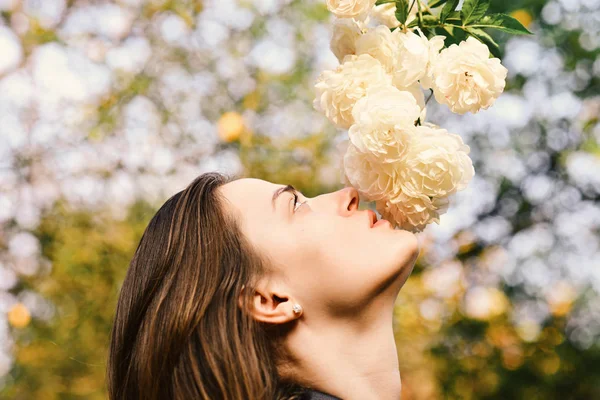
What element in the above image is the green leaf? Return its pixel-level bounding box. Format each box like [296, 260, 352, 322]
[408, 14, 439, 28]
[461, 0, 490, 25]
[444, 11, 461, 22]
[471, 13, 533, 34]
[375, 0, 396, 5]
[435, 25, 467, 47]
[467, 28, 501, 58]
[440, 0, 459, 23]
[395, 0, 410, 25]
[427, 0, 449, 8]
[423, 27, 437, 39]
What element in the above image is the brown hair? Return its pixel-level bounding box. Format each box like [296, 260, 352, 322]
[107, 172, 308, 399]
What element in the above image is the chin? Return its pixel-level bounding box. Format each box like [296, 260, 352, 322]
[397, 230, 420, 261]
[392, 235, 420, 288]
[373, 242, 420, 299]
[394, 259, 417, 293]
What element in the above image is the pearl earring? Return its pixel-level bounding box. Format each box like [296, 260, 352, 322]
[292, 303, 302, 315]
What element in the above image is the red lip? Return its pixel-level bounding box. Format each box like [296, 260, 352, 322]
[367, 209, 377, 228]
[373, 219, 390, 228]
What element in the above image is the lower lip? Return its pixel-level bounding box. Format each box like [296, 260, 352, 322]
[372, 219, 390, 228]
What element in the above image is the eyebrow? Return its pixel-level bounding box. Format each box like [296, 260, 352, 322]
[272, 184, 297, 212]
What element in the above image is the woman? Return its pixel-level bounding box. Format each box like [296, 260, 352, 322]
[107, 171, 420, 400]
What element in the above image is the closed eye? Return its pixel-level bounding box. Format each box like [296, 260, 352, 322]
[291, 191, 307, 213]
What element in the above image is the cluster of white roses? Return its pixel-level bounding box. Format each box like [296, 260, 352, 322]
[314, 0, 509, 232]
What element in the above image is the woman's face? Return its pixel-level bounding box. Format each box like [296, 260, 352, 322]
[219, 178, 420, 321]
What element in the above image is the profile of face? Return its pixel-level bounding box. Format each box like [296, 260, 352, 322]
[219, 178, 420, 325]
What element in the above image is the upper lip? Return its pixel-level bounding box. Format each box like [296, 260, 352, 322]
[367, 210, 378, 227]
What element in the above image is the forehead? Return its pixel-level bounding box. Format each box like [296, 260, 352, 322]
[219, 178, 283, 222]
[220, 178, 277, 204]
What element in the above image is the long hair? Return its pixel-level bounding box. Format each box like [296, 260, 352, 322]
[106, 172, 309, 399]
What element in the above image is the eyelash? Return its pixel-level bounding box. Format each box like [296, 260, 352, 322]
[292, 192, 305, 212]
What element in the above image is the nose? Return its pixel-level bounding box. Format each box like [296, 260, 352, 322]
[341, 186, 360, 215]
[306, 186, 360, 216]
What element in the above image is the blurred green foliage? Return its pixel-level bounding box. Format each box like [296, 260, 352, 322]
[1, 201, 155, 400]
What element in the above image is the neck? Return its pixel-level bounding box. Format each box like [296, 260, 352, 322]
[280, 297, 402, 400]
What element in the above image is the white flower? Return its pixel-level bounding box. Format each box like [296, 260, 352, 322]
[330, 17, 366, 63]
[348, 85, 420, 163]
[399, 123, 474, 199]
[355, 24, 399, 73]
[369, 2, 418, 29]
[429, 36, 508, 114]
[392, 29, 445, 88]
[372, 123, 474, 232]
[338, 139, 354, 187]
[326, 0, 376, 20]
[351, 84, 421, 127]
[395, 82, 427, 122]
[343, 142, 401, 201]
[313, 53, 392, 129]
[376, 192, 450, 232]
[417, 34, 446, 89]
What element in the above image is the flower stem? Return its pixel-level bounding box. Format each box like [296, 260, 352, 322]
[402, 0, 416, 33]
[408, 0, 416, 14]
[425, 89, 434, 105]
[420, 0, 434, 14]
[416, 0, 424, 26]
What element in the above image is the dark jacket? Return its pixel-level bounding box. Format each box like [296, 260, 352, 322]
[304, 388, 343, 400]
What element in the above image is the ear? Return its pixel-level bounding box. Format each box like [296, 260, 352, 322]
[238, 280, 301, 324]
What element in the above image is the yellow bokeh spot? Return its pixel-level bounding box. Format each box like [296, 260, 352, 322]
[454, 376, 472, 397]
[539, 354, 561, 375]
[239, 128, 254, 147]
[457, 241, 476, 254]
[242, 90, 261, 111]
[8, 302, 31, 328]
[480, 370, 500, 394]
[542, 327, 565, 346]
[547, 281, 576, 317]
[516, 320, 541, 342]
[473, 341, 492, 357]
[217, 111, 246, 143]
[456, 230, 477, 255]
[510, 9, 533, 29]
[487, 325, 518, 348]
[550, 301, 573, 317]
[464, 287, 509, 320]
[501, 346, 524, 370]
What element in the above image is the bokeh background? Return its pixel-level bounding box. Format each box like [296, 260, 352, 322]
[0, 0, 599, 398]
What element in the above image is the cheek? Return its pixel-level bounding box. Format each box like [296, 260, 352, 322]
[260, 225, 319, 273]
[307, 225, 419, 296]
[277, 221, 417, 311]
[274, 217, 393, 272]
[296, 221, 373, 281]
